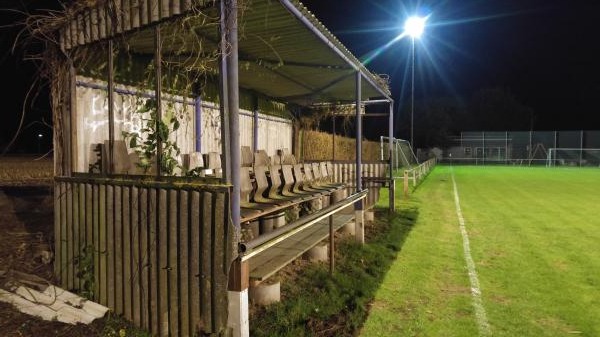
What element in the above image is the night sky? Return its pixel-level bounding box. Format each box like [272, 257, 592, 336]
[1, 0, 599, 152]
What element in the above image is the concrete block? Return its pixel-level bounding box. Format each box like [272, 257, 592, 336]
[303, 243, 328, 262]
[249, 282, 280, 306]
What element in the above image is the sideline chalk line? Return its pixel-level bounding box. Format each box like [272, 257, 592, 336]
[451, 167, 491, 336]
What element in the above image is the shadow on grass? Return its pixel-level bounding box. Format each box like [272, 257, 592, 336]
[250, 204, 420, 337]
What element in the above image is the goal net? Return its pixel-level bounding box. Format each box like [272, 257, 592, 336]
[380, 137, 418, 172]
[546, 148, 600, 167]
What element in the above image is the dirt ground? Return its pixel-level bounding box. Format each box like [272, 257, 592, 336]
[0, 161, 116, 336]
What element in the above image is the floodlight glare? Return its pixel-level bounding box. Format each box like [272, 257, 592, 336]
[404, 16, 426, 38]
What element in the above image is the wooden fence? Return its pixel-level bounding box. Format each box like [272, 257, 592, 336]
[327, 161, 389, 208]
[403, 158, 437, 197]
[54, 176, 235, 336]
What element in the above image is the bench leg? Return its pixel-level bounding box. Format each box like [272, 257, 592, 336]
[228, 259, 249, 337]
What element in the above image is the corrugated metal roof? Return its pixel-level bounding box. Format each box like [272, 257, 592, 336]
[58, 0, 391, 105]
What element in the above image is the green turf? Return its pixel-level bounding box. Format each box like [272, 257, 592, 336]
[361, 165, 600, 336]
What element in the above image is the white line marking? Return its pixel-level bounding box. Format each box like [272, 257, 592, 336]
[451, 168, 491, 336]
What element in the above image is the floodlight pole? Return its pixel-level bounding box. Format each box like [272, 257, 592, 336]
[410, 37, 415, 150]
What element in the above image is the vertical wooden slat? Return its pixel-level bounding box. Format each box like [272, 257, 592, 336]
[182, 0, 192, 12]
[123, 186, 133, 320]
[140, 188, 150, 329]
[131, 186, 141, 326]
[179, 190, 190, 337]
[99, 184, 107, 305]
[212, 192, 227, 330]
[171, 0, 180, 15]
[131, 0, 140, 28]
[54, 182, 62, 283]
[114, 186, 124, 315]
[140, 0, 149, 25]
[78, 183, 86, 289]
[84, 10, 92, 44]
[106, 185, 115, 309]
[168, 189, 180, 337]
[73, 183, 81, 291]
[90, 8, 99, 42]
[150, 0, 159, 22]
[201, 191, 213, 331]
[76, 14, 85, 46]
[122, 0, 131, 32]
[66, 183, 74, 290]
[160, 0, 170, 19]
[98, 5, 107, 39]
[159, 189, 169, 336]
[189, 191, 201, 334]
[149, 188, 159, 335]
[114, 0, 122, 34]
[92, 184, 100, 300]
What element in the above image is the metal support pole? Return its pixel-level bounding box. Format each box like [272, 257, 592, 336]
[195, 96, 202, 152]
[354, 71, 364, 244]
[218, 1, 231, 182]
[410, 37, 415, 149]
[154, 26, 163, 176]
[107, 40, 115, 174]
[388, 101, 395, 212]
[505, 131, 508, 164]
[482, 131, 486, 165]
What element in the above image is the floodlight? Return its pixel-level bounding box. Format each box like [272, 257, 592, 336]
[404, 16, 426, 39]
[38, 133, 43, 138]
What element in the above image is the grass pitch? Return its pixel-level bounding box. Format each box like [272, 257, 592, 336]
[361, 165, 600, 336]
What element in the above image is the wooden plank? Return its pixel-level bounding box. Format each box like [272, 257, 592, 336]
[90, 8, 99, 42]
[179, 190, 190, 337]
[122, 0, 131, 32]
[158, 188, 169, 336]
[131, 186, 141, 326]
[212, 191, 228, 330]
[248, 214, 354, 281]
[66, 182, 73, 290]
[168, 189, 179, 337]
[150, 0, 159, 22]
[92, 184, 100, 301]
[131, 0, 140, 28]
[189, 191, 201, 334]
[106, 185, 115, 310]
[160, 0, 170, 19]
[78, 183, 86, 290]
[122, 186, 132, 320]
[73, 183, 81, 291]
[114, 186, 124, 315]
[98, 184, 107, 306]
[114, 0, 122, 34]
[200, 191, 212, 331]
[171, 0, 180, 15]
[182, 0, 192, 12]
[98, 5, 107, 39]
[140, 0, 149, 26]
[139, 188, 150, 329]
[149, 188, 159, 335]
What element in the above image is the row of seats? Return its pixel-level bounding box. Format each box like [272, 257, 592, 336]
[239, 147, 345, 224]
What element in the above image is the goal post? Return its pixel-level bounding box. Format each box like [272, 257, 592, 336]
[380, 136, 418, 172]
[546, 148, 600, 167]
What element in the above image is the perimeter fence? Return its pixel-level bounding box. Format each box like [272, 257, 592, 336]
[442, 131, 600, 167]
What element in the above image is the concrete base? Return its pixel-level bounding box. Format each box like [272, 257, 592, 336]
[303, 243, 328, 262]
[227, 290, 249, 337]
[355, 210, 365, 244]
[260, 212, 285, 233]
[365, 210, 375, 222]
[241, 221, 259, 242]
[341, 221, 356, 235]
[249, 282, 281, 306]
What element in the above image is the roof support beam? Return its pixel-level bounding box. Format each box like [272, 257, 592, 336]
[278, 0, 391, 101]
